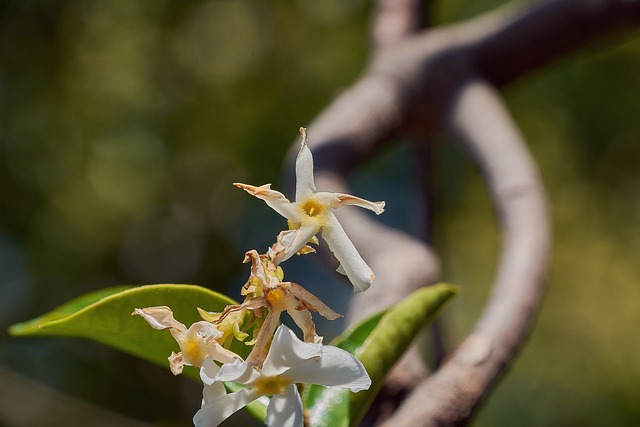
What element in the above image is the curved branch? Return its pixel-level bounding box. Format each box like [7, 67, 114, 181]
[287, 0, 638, 424]
[379, 78, 551, 426]
[306, 0, 640, 163]
[371, 0, 426, 49]
[469, 0, 640, 87]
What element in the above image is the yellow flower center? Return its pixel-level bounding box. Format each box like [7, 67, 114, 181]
[253, 375, 291, 395]
[301, 199, 324, 218]
[182, 339, 205, 366]
[266, 288, 286, 309]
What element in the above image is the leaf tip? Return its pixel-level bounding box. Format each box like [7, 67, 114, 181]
[7, 322, 27, 336]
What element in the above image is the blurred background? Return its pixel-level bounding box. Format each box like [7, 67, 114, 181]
[1, 0, 639, 426]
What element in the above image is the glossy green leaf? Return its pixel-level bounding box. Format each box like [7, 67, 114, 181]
[8, 284, 268, 420]
[303, 283, 458, 427]
[9, 284, 239, 361]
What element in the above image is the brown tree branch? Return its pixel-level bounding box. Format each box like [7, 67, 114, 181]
[305, 0, 640, 162]
[371, 0, 426, 49]
[288, 0, 639, 425]
[379, 78, 551, 427]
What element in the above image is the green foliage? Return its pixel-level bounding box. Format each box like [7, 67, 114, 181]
[303, 283, 458, 427]
[8, 284, 269, 421]
[9, 284, 239, 368]
[9, 283, 456, 426]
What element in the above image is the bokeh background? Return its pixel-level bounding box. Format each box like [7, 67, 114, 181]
[1, 1, 640, 426]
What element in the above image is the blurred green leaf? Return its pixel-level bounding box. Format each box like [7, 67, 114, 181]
[303, 283, 458, 427]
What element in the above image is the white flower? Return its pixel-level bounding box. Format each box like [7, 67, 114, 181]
[234, 127, 385, 292]
[193, 324, 371, 427]
[132, 306, 240, 375]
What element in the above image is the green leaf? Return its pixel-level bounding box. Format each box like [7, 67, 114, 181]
[303, 283, 458, 427]
[8, 284, 268, 421]
[9, 284, 238, 362]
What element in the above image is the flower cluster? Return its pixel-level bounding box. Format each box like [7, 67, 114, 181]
[133, 128, 384, 427]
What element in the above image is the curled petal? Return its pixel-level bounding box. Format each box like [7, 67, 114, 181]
[180, 321, 240, 366]
[202, 382, 226, 406]
[265, 384, 303, 427]
[194, 388, 259, 427]
[168, 351, 184, 375]
[243, 249, 272, 287]
[215, 359, 262, 385]
[132, 306, 186, 332]
[284, 344, 371, 392]
[321, 213, 375, 292]
[273, 224, 320, 265]
[245, 306, 282, 367]
[282, 282, 342, 321]
[189, 321, 223, 342]
[211, 343, 243, 365]
[216, 296, 265, 327]
[271, 229, 316, 265]
[286, 306, 321, 344]
[233, 183, 298, 220]
[200, 356, 222, 386]
[295, 127, 316, 201]
[200, 357, 227, 406]
[261, 324, 321, 378]
[202, 383, 226, 407]
[322, 192, 385, 215]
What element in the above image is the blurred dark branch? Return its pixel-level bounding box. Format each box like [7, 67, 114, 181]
[470, 0, 640, 87]
[290, 0, 639, 425]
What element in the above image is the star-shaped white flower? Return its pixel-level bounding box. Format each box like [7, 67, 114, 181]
[193, 324, 371, 427]
[234, 127, 385, 292]
[132, 306, 240, 375]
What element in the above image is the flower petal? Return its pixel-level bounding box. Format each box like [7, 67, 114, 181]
[261, 324, 321, 377]
[284, 345, 371, 392]
[295, 127, 316, 201]
[200, 356, 222, 386]
[168, 351, 184, 375]
[200, 357, 227, 405]
[215, 359, 261, 385]
[282, 282, 342, 321]
[193, 388, 259, 427]
[270, 229, 316, 265]
[272, 224, 320, 265]
[202, 380, 226, 405]
[179, 321, 240, 366]
[245, 306, 282, 367]
[132, 306, 186, 332]
[243, 250, 271, 287]
[321, 213, 374, 292]
[285, 306, 321, 344]
[189, 321, 223, 342]
[265, 384, 303, 427]
[211, 344, 241, 364]
[315, 192, 385, 215]
[233, 183, 298, 220]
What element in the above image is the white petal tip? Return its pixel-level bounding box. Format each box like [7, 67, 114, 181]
[353, 283, 371, 293]
[352, 273, 374, 293]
